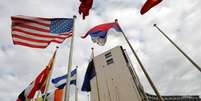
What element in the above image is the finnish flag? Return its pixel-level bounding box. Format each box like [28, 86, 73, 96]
[52, 69, 77, 89]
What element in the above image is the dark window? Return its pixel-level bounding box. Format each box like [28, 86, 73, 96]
[106, 58, 114, 65]
[105, 52, 112, 59]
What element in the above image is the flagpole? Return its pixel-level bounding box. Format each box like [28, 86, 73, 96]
[153, 24, 201, 73]
[64, 15, 77, 101]
[88, 93, 90, 101]
[75, 66, 78, 101]
[115, 19, 164, 101]
[91, 47, 101, 101]
[43, 46, 59, 101]
[36, 91, 40, 101]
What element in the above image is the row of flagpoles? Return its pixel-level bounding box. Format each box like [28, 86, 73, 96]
[15, 14, 201, 101]
[13, 0, 168, 100]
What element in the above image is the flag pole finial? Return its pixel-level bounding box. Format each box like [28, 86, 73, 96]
[56, 46, 59, 49]
[91, 47, 94, 58]
[115, 19, 118, 22]
[153, 24, 157, 27]
[73, 15, 77, 19]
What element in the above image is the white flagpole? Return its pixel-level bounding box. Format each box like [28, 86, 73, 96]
[64, 15, 77, 101]
[153, 24, 201, 73]
[115, 19, 164, 101]
[88, 93, 90, 101]
[43, 46, 59, 101]
[75, 66, 78, 101]
[36, 91, 40, 101]
[91, 47, 101, 101]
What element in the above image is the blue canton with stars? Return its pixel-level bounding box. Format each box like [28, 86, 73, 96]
[50, 18, 73, 34]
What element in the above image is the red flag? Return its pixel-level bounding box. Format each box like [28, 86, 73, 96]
[79, 0, 93, 19]
[17, 47, 57, 101]
[26, 66, 51, 99]
[54, 89, 63, 101]
[16, 66, 51, 100]
[140, 0, 162, 15]
[39, 66, 51, 93]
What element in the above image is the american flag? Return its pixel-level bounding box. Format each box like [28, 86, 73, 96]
[11, 15, 73, 48]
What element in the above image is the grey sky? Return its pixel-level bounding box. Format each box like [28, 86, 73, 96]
[0, 0, 201, 101]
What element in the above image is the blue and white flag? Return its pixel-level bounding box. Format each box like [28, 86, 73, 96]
[52, 69, 77, 89]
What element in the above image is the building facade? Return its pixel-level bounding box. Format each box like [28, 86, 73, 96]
[89, 46, 201, 101]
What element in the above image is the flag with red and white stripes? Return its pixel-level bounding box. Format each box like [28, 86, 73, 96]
[16, 66, 51, 101]
[11, 15, 73, 48]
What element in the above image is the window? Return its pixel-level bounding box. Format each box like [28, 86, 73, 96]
[106, 58, 114, 65]
[105, 52, 112, 59]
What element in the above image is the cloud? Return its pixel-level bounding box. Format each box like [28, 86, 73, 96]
[0, 0, 201, 101]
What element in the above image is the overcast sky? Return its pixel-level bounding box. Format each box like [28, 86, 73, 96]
[0, 0, 201, 101]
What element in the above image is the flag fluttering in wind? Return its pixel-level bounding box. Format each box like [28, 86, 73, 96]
[81, 60, 96, 92]
[16, 90, 26, 101]
[140, 0, 162, 15]
[16, 66, 51, 101]
[43, 88, 64, 101]
[81, 22, 122, 46]
[11, 15, 73, 48]
[79, 0, 93, 19]
[17, 47, 57, 101]
[52, 68, 77, 89]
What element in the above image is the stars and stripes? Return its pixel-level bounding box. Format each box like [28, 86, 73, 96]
[11, 15, 73, 48]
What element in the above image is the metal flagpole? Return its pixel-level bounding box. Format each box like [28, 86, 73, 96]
[75, 66, 78, 101]
[115, 19, 164, 101]
[88, 93, 90, 101]
[91, 47, 101, 101]
[153, 24, 201, 73]
[64, 15, 77, 101]
[36, 91, 40, 101]
[43, 46, 59, 101]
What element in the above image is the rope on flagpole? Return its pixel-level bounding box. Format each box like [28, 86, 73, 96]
[64, 15, 77, 101]
[153, 24, 201, 73]
[115, 19, 164, 101]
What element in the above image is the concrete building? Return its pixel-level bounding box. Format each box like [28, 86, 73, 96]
[89, 46, 201, 101]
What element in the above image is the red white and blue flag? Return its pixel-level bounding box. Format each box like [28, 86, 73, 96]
[81, 22, 122, 46]
[11, 15, 73, 48]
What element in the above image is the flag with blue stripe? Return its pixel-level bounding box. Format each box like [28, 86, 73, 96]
[81, 22, 122, 46]
[52, 69, 76, 89]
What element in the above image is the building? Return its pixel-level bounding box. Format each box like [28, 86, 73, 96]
[89, 46, 201, 101]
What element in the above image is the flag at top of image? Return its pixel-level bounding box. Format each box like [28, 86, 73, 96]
[11, 15, 73, 48]
[81, 21, 122, 46]
[140, 0, 162, 15]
